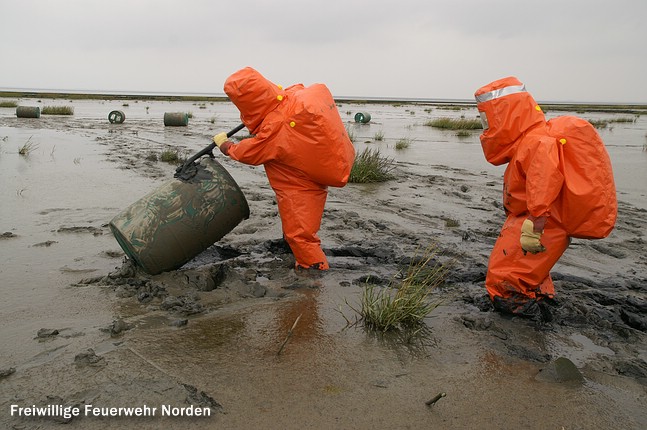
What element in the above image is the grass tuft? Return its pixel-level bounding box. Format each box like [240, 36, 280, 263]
[353, 245, 449, 332]
[41, 105, 74, 115]
[160, 148, 182, 163]
[395, 137, 412, 150]
[349, 147, 395, 183]
[18, 136, 39, 155]
[588, 117, 637, 129]
[0, 100, 18, 108]
[425, 117, 481, 130]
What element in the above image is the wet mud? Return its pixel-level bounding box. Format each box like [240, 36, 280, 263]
[0, 100, 646, 429]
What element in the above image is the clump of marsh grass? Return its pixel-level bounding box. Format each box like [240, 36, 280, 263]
[351, 245, 450, 332]
[0, 100, 18, 108]
[456, 130, 472, 138]
[349, 147, 395, 183]
[395, 137, 412, 150]
[444, 217, 460, 228]
[425, 117, 481, 130]
[374, 130, 385, 141]
[42, 105, 74, 115]
[588, 117, 636, 129]
[18, 136, 38, 155]
[160, 148, 182, 163]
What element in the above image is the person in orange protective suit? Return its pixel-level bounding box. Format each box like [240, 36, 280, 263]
[474, 76, 617, 320]
[212, 67, 355, 271]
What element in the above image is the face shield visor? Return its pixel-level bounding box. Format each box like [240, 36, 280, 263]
[478, 110, 489, 130]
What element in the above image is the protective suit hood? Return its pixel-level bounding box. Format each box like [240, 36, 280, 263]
[475, 76, 546, 165]
[224, 67, 285, 135]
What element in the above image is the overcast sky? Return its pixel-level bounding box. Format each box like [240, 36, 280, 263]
[1, 0, 646, 103]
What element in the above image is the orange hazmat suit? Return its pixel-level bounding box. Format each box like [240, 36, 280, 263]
[218, 67, 355, 270]
[474, 76, 617, 316]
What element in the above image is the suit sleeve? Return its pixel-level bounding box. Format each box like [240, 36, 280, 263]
[227, 122, 280, 166]
[525, 137, 564, 217]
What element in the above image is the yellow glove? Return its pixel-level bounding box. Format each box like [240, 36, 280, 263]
[213, 132, 228, 148]
[520, 218, 546, 254]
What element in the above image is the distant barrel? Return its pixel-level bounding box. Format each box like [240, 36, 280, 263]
[354, 112, 371, 123]
[164, 112, 189, 126]
[16, 106, 40, 118]
[108, 110, 126, 124]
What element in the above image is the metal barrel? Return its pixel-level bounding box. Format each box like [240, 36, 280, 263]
[109, 158, 249, 275]
[354, 112, 371, 123]
[163, 112, 189, 126]
[108, 110, 126, 124]
[16, 106, 41, 118]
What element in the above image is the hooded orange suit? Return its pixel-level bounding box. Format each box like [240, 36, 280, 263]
[474, 77, 617, 315]
[221, 67, 355, 270]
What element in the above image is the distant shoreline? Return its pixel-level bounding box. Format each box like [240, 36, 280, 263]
[1, 90, 646, 114]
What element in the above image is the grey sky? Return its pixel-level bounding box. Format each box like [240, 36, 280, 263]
[1, 0, 646, 103]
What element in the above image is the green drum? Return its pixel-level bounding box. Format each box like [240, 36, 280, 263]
[164, 112, 189, 126]
[109, 158, 249, 275]
[16, 106, 41, 118]
[354, 112, 371, 123]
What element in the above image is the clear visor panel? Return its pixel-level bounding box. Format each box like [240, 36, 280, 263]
[479, 111, 489, 130]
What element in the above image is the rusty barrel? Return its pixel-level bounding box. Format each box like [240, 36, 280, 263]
[164, 112, 189, 126]
[109, 158, 249, 275]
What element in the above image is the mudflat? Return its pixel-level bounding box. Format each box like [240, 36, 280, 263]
[1, 97, 646, 429]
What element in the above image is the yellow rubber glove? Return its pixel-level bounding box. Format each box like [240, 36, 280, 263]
[520, 218, 546, 254]
[213, 132, 228, 148]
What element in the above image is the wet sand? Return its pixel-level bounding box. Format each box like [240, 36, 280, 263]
[0, 98, 646, 429]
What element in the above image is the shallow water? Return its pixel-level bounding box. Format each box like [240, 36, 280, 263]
[343, 103, 647, 210]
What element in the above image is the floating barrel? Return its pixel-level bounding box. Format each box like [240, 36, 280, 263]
[108, 110, 126, 124]
[164, 112, 189, 126]
[16, 106, 40, 118]
[109, 158, 249, 275]
[354, 112, 371, 123]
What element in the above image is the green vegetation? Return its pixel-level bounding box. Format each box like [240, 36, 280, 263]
[540, 103, 647, 115]
[444, 218, 460, 228]
[373, 130, 385, 141]
[0, 100, 18, 108]
[425, 117, 482, 130]
[349, 147, 395, 183]
[160, 148, 181, 163]
[456, 130, 472, 138]
[18, 136, 38, 155]
[395, 137, 412, 150]
[41, 105, 74, 115]
[587, 116, 637, 129]
[437, 105, 464, 111]
[353, 245, 449, 332]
